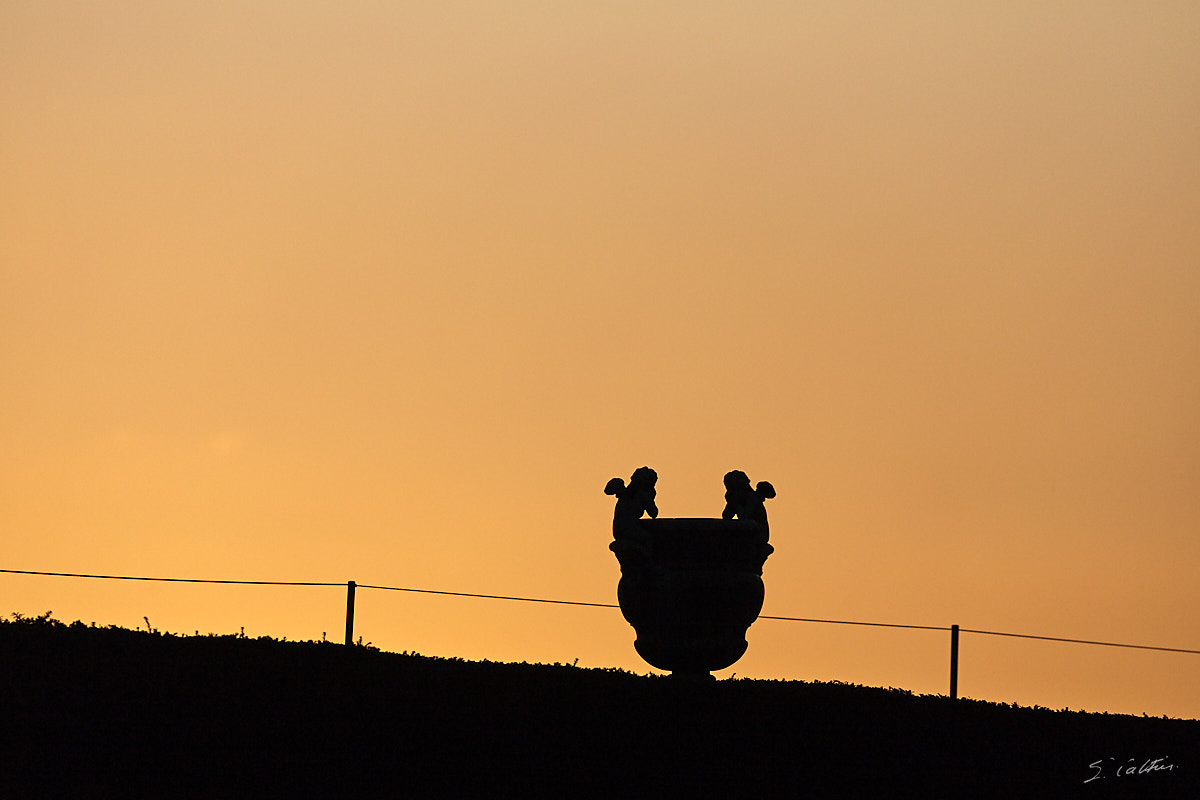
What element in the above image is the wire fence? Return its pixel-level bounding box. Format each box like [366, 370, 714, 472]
[4, 567, 1198, 698]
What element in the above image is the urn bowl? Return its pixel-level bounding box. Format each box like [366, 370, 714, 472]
[610, 517, 772, 677]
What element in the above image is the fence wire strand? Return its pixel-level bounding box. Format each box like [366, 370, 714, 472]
[4, 568, 1198, 654]
[0, 568, 340, 587]
[356, 583, 619, 609]
[959, 627, 1200, 655]
[759, 614, 949, 632]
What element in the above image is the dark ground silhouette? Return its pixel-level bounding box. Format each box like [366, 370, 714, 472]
[1, 615, 1195, 798]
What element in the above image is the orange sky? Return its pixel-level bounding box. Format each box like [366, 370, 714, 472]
[3, 2, 1198, 718]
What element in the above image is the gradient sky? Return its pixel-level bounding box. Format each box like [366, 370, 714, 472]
[3, 2, 1198, 718]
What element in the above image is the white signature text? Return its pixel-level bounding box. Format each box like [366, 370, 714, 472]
[1085, 756, 1177, 783]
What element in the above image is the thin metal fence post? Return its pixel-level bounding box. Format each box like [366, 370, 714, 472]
[345, 580, 356, 646]
[950, 624, 959, 699]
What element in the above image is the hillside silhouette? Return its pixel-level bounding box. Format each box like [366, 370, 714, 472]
[2, 614, 1195, 798]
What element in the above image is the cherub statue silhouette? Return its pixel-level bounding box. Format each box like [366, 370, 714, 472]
[604, 466, 658, 540]
[721, 470, 775, 537]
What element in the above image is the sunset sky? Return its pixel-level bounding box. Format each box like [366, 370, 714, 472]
[3, 2, 1198, 718]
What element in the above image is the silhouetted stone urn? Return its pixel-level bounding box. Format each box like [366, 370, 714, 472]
[606, 468, 775, 679]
